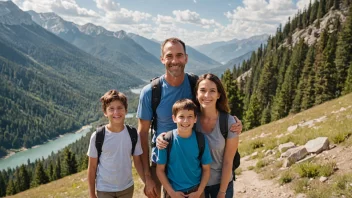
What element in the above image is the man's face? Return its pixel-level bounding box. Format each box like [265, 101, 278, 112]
[160, 41, 188, 78]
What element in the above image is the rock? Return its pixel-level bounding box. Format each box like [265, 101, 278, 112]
[251, 151, 258, 158]
[282, 146, 308, 167]
[305, 137, 329, 154]
[265, 150, 273, 156]
[242, 155, 251, 161]
[329, 144, 336, 150]
[320, 176, 328, 182]
[276, 134, 284, 139]
[262, 149, 266, 153]
[296, 193, 307, 198]
[279, 142, 295, 153]
[296, 154, 316, 164]
[287, 125, 298, 133]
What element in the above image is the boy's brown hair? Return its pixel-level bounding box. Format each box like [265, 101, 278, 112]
[100, 90, 128, 112]
[172, 99, 198, 117]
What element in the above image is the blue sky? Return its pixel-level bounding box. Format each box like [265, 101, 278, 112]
[7, 0, 311, 46]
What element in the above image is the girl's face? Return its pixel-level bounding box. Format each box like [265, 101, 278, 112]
[196, 79, 220, 109]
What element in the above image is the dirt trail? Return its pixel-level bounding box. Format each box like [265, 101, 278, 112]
[234, 158, 295, 198]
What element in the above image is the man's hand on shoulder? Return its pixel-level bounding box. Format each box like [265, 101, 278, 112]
[230, 116, 242, 135]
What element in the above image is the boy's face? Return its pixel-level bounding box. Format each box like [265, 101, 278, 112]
[104, 100, 127, 125]
[172, 109, 197, 132]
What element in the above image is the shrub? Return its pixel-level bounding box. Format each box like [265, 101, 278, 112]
[295, 163, 320, 178]
[279, 171, 294, 185]
[247, 166, 255, 170]
[319, 162, 336, 177]
[250, 140, 264, 150]
[256, 159, 269, 168]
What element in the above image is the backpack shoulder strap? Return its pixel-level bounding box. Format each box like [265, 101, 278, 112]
[165, 131, 174, 173]
[126, 125, 138, 155]
[195, 131, 205, 161]
[151, 77, 162, 131]
[186, 73, 199, 101]
[95, 125, 106, 164]
[219, 111, 229, 139]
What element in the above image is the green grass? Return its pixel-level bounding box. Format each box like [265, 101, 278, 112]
[279, 170, 294, 185]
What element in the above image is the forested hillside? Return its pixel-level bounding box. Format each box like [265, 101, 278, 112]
[0, 1, 143, 156]
[222, 0, 352, 130]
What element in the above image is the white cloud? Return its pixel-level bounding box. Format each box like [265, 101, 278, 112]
[95, 0, 119, 12]
[51, 0, 98, 17]
[105, 8, 151, 24]
[296, 0, 312, 10]
[154, 15, 175, 24]
[223, 0, 297, 40]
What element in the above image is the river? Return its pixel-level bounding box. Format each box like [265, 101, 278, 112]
[0, 125, 92, 171]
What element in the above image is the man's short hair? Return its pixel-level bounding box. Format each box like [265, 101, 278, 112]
[172, 99, 198, 116]
[161, 37, 186, 57]
[100, 90, 128, 112]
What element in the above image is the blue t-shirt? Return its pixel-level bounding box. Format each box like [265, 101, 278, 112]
[137, 74, 193, 162]
[156, 129, 212, 191]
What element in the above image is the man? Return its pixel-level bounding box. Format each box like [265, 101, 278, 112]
[137, 38, 242, 198]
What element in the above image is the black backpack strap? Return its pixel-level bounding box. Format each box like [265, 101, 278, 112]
[126, 125, 138, 155]
[95, 125, 106, 164]
[195, 132, 205, 161]
[150, 77, 162, 148]
[164, 131, 173, 174]
[186, 73, 199, 102]
[219, 111, 229, 139]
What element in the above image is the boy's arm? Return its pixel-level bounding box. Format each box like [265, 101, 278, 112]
[156, 164, 185, 198]
[87, 157, 98, 198]
[138, 119, 157, 197]
[133, 155, 146, 184]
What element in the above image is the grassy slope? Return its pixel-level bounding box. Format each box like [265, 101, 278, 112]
[7, 93, 352, 198]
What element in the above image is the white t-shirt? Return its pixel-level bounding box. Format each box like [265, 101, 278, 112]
[87, 125, 143, 192]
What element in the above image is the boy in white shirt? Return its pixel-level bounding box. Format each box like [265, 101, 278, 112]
[87, 90, 145, 198]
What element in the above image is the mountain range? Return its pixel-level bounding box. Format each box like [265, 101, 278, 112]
[195, 34, 269, 64]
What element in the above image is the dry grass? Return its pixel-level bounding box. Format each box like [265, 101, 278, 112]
[6, 168, 145, 198]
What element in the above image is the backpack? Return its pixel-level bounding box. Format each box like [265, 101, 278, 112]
[150, 73, 198, 147]
[163, 130, 205, 174]
[219, 111, 241, 181]
[95, 125, 138, 164]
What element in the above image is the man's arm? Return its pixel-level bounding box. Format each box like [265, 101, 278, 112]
[138, 119, 157, 197]
[87, 157, 98, 198]
[133, 155, 146, 184]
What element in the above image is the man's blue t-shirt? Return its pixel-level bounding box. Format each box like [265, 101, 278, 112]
[156, 129, 212, 191]
[137, 74, 193, 162]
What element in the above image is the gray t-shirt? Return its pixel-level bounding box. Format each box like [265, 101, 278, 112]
[87, 125, 143, 192]
[196, 114, 237, 186]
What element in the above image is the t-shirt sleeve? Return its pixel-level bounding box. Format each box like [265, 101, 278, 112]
[87, 132, 98, 158]
[136, 84, 153, 121]
[201, 137, 213, 165]
[156, 148, 167, 165]
[227, 115, 238, 139]
[133, 133, 143, 156]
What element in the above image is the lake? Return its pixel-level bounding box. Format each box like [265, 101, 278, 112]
[0, 125, 92, 171]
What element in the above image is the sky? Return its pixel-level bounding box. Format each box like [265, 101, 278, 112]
[6, 0, 312, 46]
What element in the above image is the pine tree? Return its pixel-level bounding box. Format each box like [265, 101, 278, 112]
[243, 94, 261, 130]
[342, 62, 352, 94]
[17, 165, 30, 192]
[222, 69, 244, 119]
[0, 172, 6, 197]
[335, 6, 352, 95]
[301, 47, 317, 110]
[53, 157, 61, 180]
[47, 163, 54, 182]
[62, 148, 77, 177]
[32, 161, 49, 187]
[310, 0, 319, 24]
[317, 0, 326, 19]
[334, 0, 340, 9]
[6, 179, 16, 196]
[315, 30, 338, 104]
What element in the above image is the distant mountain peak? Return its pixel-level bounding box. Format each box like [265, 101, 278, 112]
[0, 1, 34, 25]
[79, 23, 111, 36]
[114, 30, 127, 39]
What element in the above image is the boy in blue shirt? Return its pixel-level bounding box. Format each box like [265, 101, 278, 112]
[156, 99, 212, 198]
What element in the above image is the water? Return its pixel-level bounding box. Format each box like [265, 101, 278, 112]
[0, 125, 92, 171]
